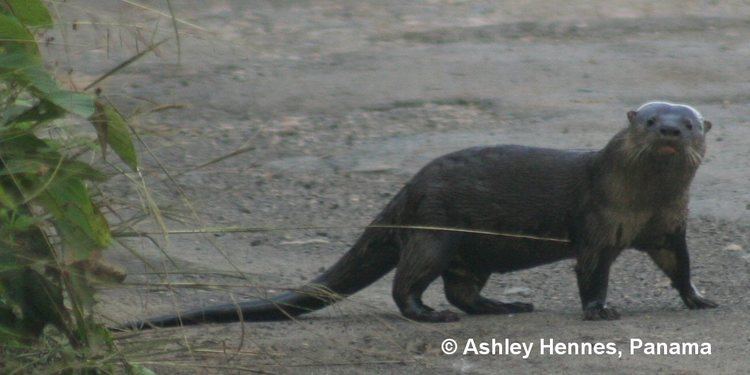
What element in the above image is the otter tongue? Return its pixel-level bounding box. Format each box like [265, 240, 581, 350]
[657, 145, 677, 155]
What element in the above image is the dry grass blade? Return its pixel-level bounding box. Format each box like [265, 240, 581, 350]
[137, 169, 171, 242]
[118, 282, 270, 290]
[163, 0, 180, 62]
[130, 361, 272, 374]
[104, 161, 174, 260]
[148, 103, 187, 113]
[129, 270, 249, 279]
[228, 293, 246, 359]
[283, 359, 413, 368]
[114, 224, 571, 243]
[119, 0, 208, 32]
[83, 39, 168, 91]
[172, 144, 255, 178]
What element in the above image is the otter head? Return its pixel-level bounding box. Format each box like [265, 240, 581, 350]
[624, 101, 712, 167]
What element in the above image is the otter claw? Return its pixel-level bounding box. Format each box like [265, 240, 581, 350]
[425, 310, 460, 322]
[583, 305, 620, 321]
[405, 309, 460, 323]
[682, 294, 718, 309]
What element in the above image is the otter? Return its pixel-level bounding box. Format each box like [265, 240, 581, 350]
[122, 101, 717, 329]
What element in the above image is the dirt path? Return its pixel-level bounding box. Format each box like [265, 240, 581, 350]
[51, 1, 749, 373]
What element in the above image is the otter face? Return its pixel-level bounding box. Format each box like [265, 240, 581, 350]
[625, 101, 712, 166]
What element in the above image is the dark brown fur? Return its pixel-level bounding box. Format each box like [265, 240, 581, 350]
[121, 102, 717, 329]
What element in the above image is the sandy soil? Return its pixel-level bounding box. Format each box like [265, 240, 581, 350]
[48, 1, 750, 373]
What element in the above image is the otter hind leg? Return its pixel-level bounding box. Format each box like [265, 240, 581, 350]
[443, 268, 534, 315]
[392, 232, 459, 322]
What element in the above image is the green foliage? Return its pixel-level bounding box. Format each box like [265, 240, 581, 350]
[0, 1, 144, 372]
[92, 101, 139, 171]
[0, 12, 40, 56]
[2, 0, 53, 29]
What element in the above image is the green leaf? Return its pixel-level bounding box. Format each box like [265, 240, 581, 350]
[0, 130, 51, 157]
[1, 57, 95, 119]
[91, 101, 139, 171]
[0, 13, 40, 56]
[3, 268, 66, 337]
[68, 266, 96, 309]
[64, 160, 108, 182]
[6, 99, 65, 126]
[0, 158, 52, 176]
[20, 64, 58, 92]
[1, 103, 34, 124]
[0, 299, 18, 329]
[0, 185, 15, 208]
[36, 176, 111, 259]
[0, 20, 94, 119]
[0, 324, 25, 348]
[0, 49, 38, 71]
[3, 0, 53, 28]
[21, 65, 95, 117]
[45, 90, 95, 118]
[3, 212, 36, 232]
[130, 364, 158, 375]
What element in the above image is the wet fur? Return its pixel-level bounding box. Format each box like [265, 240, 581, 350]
[121, 102, 717, 329]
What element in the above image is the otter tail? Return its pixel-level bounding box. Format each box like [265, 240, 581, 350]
[118, 226, 400, 330]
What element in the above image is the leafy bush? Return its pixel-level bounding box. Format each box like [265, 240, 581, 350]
[1, 1, 146, 372]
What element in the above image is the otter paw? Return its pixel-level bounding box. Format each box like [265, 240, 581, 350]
[682, 294, 718, 310]
[500, 301, 534, 313]
[469, 299, 534, 314]
[583, 305, 620, 321]
[405, 309, 460, 323]
[426, 310, 461, 322]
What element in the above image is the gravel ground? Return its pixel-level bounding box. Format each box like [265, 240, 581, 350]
[47, 1, 750, 373]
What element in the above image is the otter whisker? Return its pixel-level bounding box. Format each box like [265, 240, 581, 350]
[687, 148, 703, 167]
[627, 142, 650, 165]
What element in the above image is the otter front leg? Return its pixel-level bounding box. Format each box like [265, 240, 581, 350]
[575, 246, 622, 320]
[646, 227, 718, 310]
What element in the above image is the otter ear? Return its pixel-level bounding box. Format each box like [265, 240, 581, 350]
[703, 120, 712, 133]
[627, 110, 637, 125]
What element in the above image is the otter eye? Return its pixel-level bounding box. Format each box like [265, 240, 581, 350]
[684, 120, 693, 130]
[646, 118, 656, 127]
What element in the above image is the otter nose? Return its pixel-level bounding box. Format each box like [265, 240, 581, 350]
[658, 124, 681, 138]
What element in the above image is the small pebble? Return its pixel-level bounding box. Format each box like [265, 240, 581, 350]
[723, 243, 743, 252]
[503, 286, 533, 297]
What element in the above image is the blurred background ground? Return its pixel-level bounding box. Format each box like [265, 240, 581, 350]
[46, 1, 750, 373]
